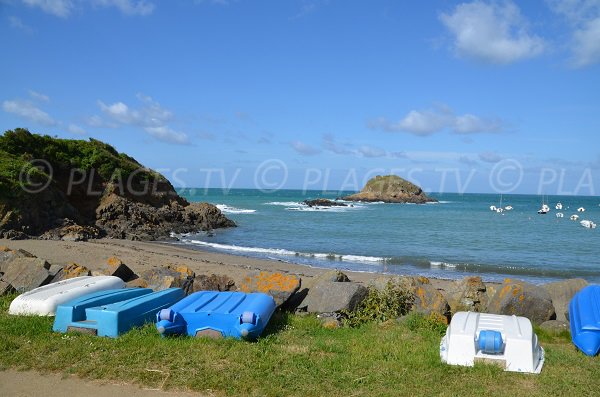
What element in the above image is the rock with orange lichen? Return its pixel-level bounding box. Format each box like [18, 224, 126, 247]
[139, 264, 195, 294]
[61, 263, 91, 279]
[99, 256, 135, 282]
[487, 279, 555, 324]
[446, 276, 489, 313]
[239, 271, 301, 307]
[412, 283, 451, 322]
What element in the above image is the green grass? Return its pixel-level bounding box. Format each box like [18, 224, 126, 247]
[0, 295, 598, 397]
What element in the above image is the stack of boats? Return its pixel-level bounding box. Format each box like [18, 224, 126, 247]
[8, 275, 276, 340]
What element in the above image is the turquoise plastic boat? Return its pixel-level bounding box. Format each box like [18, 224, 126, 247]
[53, 288, 184, 338]
[569, 285, 600, 356]
[156, 291, 276, 340]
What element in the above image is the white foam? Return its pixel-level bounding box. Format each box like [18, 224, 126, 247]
[430, 261, 458, 269]
[180, 239, 387, 265]
[216, 204, 256, 214]
[264, 201, 302, 206]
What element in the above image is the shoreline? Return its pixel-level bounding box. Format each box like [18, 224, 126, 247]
[0, 238, 460, 292]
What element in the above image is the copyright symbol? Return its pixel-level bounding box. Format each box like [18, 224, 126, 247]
[19, 159, 53, 194]
[254, 159, 288, 193]
[489, 159, 523, 194]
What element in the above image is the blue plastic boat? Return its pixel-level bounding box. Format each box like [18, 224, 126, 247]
[53, 288, 185, 338]
[156, 291, 276, 340]
[569, 285, 600, 356]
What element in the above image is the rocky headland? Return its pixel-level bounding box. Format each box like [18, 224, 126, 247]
[343, 175, 436, 204]
[0, 128, 235, 241]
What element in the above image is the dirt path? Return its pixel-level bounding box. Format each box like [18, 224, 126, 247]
[0, 370, 204, 397]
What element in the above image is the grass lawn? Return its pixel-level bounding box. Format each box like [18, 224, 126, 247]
[0, 295, 598, 397]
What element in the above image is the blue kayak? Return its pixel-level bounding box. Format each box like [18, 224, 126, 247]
[569, 285, 600, 356]
[54, 288, 185, 338]
[156, 291, 276, 340]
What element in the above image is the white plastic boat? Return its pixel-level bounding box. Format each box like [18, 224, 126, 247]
[504, 206, 513, 211]
[578, 207, 586, 212]
[9, 276, 125, 316]
[556, 212, 564, 218]
[555, 203, 563, 210]
[571, 214, 580, 221]
[440, 312, 544, 374]
[580, 220, 597, 229]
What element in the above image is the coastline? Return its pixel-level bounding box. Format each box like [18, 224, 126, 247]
[0, 237, 458, 292]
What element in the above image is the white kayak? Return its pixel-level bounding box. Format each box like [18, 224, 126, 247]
[8, 276, 125, 316]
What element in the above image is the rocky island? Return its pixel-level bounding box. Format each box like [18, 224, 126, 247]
[343, 175, 436, 204]
[0, 128, 235, 241]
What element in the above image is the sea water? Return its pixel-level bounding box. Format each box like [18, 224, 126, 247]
[175, 189, 600, 284]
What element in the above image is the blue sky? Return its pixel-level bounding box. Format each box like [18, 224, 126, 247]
[1, 0, 599, 195]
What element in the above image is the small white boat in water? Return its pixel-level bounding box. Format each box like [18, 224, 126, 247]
[556, 212, 564, 218]
[538, 204, 550, 214]
[490, 205, 497, 211]
[496, 207, 504, 213]
[571, 214, 580, 221]
[504, 205, 513, 211]
[578, 207, 586, 212]
[555, 203, 563, 210]
[580, 220, 596, 229]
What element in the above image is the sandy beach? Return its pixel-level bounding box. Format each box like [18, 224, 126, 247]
[0, 238, 455, 293]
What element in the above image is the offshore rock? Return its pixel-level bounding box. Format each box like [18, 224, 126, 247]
[343, 175, 436, 204]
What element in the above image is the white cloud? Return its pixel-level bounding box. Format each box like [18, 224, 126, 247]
[370, 105, 503, 136]
[454, 114, 502, 134]
[358, 145, 387, 158]
[145, 126, 189, 145]
[8, 16, 34, 33]
[28, 90, 50, 102]
[67, 123, 86, 135]
[2, 99, 57, 126]
[479, 151, 504, 163]
[440, 1, 545, 64]
[548, 1, 600, 67]
[92, 0, 155, 16]
[21, 0, 74, 18]
[291, 140, 321, 156]
[572, 18, 600, 66]
[98, 94, 189, 144]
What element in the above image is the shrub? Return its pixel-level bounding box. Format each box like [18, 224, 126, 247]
[343, 280, 413, 327]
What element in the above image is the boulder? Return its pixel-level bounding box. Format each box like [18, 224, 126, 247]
[302, 199, 347, 207]
[412, 283, 451, 321]
[139, 265, 195, 294]
[0, 248, 35, 273]
[1, 257, 52, 293]
[61, 263, 91, 279]
[126, 278, 149, 288]
[193, 274, 236, 292]
[542, 278, 588, 322]
[314, 270, 350, 283]
[446, 276, 488, 313]
[302, 281, 368, 313]
[100, 257, 136, 282]
[539, 320, 570, 335]
[487, 279, 556, 324]
[239, 271, 301, 307]
[0, 280, 16, 296]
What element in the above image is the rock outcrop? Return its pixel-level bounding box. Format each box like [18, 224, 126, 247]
[446, 276, 489, 313]
[239, 270, 301, 307]
[302, 199, 347, 207]
[0, 128, 235, 240]
[542, 278, 588, 322]
[487, 279, 556, 324]
[342, 175, 436, 204]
